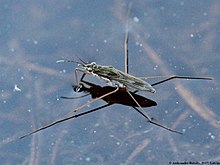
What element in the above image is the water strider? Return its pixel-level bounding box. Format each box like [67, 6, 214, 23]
[20, 30, 213, 139]
[55, 31, 212, 133]
[74, 60, 157, 93]
[19, 72, 212, 139]
[62, 59, 212, 94]
[21, 73, 196, 139]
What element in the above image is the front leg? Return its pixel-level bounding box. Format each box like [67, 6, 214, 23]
[74, 68, 90, 85]
[79, 73, 99, 87]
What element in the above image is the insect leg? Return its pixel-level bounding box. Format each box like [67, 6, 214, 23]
[124, 2, 131, 74]
[79, 73, 98, 87]
[74, 68, 90, 85]
[125, 89, 152, 121]
[19, 103, 112, 139]
[151, 75, 213, 86]
[60, 94, 90, 100]
[125, 88, 182, 134]
[59, 73, 91, 100]
[132, 107, 183, 134]
[139, 75, 212, 87]
[72, 87, 120, 113]
[124, 30, 129, 74]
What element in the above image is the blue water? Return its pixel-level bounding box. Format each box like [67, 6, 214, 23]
[0, 1, 219, 164]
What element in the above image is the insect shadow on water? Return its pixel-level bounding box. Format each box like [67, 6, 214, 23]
[19, 29, 213, 139]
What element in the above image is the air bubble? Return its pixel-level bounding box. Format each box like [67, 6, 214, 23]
[133, 17, 139, 23]
[85, 157, 91, 162]
[190, 34, 194, 38]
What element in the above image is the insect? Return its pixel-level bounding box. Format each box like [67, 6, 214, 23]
[20, 30, 212, 139]
[56, 57, 212, 125]
[75, 61, 156, 93]
[19, 72, 212, 139]
[57, 28, 212, 131]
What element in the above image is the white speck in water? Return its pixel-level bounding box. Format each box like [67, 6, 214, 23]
[133, 16, 139, 23]
[176, 101, 179, 104]
[34, 40, 38, 44]
[13, 84, 21, 92]
[86, 100, 91, 108]
[200, 152, 204, 156]
[208, 132, 215, 140]
[94, 123, 99, 127]
[110, 134, 114, 138]
[211, 135, 215, 140]
[85, 157, 91, 162]
[27, 109, 31, 112]
[56, 59, 65, 63]
[138, 49, 142, 53]
[10, 48, 15, 52]
[153, 65, 158, 70]
[190, 34, 194, 38]
[93, 130, 96, 133]
[20, 76, 24, 80]
[116, 142, 120, 145]
[104, 39, 107, 43]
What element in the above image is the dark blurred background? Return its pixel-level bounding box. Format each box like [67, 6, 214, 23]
[0, 0, 219, 164]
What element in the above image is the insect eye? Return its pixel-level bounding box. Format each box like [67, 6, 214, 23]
[88, 67, 93, 72]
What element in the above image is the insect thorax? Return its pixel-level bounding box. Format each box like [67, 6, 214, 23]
[87, 64, 125, 87]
